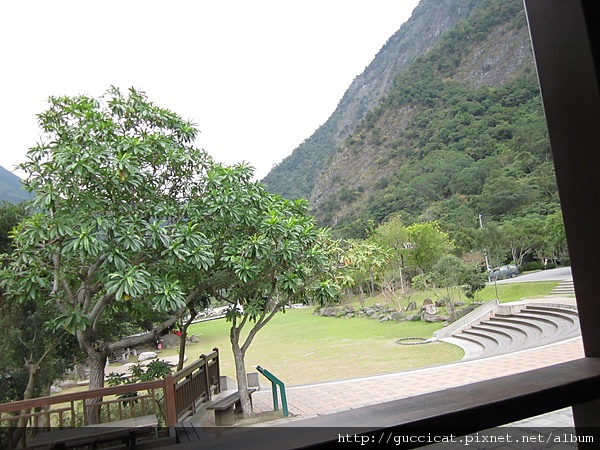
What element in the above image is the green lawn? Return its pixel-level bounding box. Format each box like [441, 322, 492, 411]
[478, 280, 560, 303]
[347, 280, 560, 310]
[159, 308, 460, 387]
[116, 280, 559, 387]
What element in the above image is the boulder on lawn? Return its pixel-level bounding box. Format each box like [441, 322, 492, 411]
[138, 352, 158, 362]
[160, 333, 181, 349]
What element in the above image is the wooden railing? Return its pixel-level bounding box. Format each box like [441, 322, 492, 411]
[170, 348, 221, 422]
[0, 348, 220, 449]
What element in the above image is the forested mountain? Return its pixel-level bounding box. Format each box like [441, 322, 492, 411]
[0, 166, 31, 203]
[263, 0, 556, 242]
[262, 0, 479, 200]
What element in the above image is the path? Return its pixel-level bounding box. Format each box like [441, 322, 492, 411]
[190, 296, 583, 432]
[249, 337, 584, 420]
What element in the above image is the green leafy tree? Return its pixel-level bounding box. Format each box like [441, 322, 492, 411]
[474, 219, 506, 269]
[370, 216, 410, 291]
[0, 201, 29, 254]
[0, 88, 216, 415]
[499, 216, 545, 267]
[197, 166, 350, 417]
[543, 211, 568, 264]
[0, 88, 350, 423]
[1, 201, 80, 405]
[404, 222, 454, 275]
[0, 202, 81, 446]
[430, 255, 486, 321]
[343, 240, 390, 296]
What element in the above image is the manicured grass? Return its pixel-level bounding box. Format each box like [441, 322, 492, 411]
[176, 308, 462, 387]
[107, 281, 558, 388]
[478, 281, 559, 303]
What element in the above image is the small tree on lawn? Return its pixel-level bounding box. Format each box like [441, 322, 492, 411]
[0, 88, 217, 422]
[430, 255, 486, 322]
[405, 222, 454, 276]
[369, 216, 410, 292]
[197, 165, 350, 418]
[343, 240, 389, 296]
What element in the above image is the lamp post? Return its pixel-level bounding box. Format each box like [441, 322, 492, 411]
[479, 214, 492, 279]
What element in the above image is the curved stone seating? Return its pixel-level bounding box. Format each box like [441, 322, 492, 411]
[440, 301, 580, 360]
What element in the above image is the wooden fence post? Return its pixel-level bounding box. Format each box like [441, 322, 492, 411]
[163, 374, 177, 427]
[200, 353, 211, 401]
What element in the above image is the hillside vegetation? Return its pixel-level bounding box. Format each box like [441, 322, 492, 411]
[0, 166, 31, 203]
[263, 0, 556, 247]
[262, 0, 479, 200]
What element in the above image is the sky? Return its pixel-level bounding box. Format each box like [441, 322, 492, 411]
[1, 0, 419, 180]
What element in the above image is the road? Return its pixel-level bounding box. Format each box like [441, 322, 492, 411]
[494, 266, 572, 284]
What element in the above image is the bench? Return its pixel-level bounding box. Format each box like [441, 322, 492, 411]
[206, 389, 256, 426]
[28, 414, 158, 449]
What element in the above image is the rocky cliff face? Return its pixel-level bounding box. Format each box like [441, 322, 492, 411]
[311, 4, 536, 228]
[265, 0, 552, 238]
[331, 0, 479, 144]
[449, 21, 533, 88]
[261, 0, 479, 200]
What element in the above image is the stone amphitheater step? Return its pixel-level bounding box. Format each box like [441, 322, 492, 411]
[525, 304, 578, 316]
[440, 301, 581, 359]
[460, 329, 501, 348]
[472, 323, 528, 347]
[438, 336, 485, 360]
[521, 308, 579, 338]
[549, 279, 575, 295]
[488, 316, 544, 340]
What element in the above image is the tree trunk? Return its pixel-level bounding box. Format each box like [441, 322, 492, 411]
[23, 362, 39, 401]
[177, 312, 197, 372]
[84, 345, 108, 424]
[230, 327, 253, 419]
[446, 288, 457, 323]
[11, 362, 40, 447]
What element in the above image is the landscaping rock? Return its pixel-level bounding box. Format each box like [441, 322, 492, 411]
[138, 351, 158, 362]
[406, 314, 421, 321]
[315, 303, 407, 323]
[390, 312, 405, 321]
[161, 333, 181, 349]
[406, 301, 417, 311]
[342, 304, 355, 313]
[186, 334, 200, 343]
[321, 307, 336, 317]
[422, 313, 448, 323]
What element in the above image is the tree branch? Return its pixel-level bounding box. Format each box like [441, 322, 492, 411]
[241, 304, 281, 354]
[105, 282, 205, 352]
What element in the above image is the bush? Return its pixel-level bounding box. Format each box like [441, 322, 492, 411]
[521, 261, 543, 271]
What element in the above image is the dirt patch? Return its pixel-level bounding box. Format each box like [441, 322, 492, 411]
[234, 410, 290, 426]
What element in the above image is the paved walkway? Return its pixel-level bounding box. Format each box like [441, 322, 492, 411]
[192, 297, 583, 431]
[246, 297, 583, 429]
[249, 337, 583, 423]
